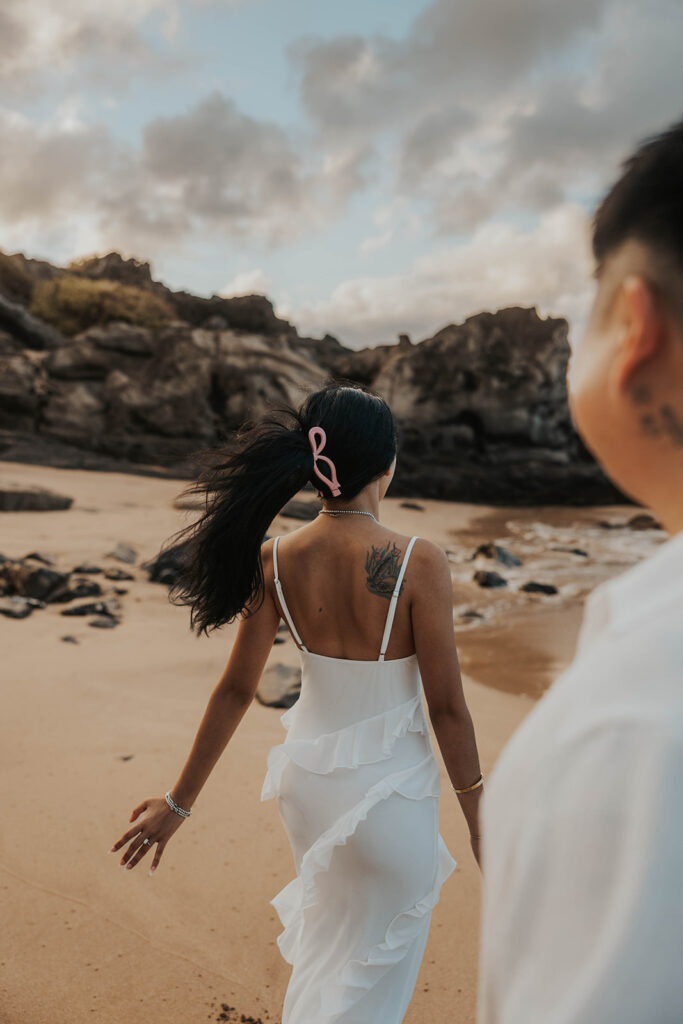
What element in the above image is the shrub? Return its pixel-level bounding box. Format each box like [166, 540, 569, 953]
[30, 276, 174, 336]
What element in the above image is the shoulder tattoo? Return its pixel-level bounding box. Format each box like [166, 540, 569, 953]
[365, 540, 405, 599]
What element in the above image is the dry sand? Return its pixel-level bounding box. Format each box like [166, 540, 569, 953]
[0, 460, 663, 1024]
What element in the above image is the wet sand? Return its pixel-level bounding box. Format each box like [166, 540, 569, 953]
[0, 460, 664, 1024]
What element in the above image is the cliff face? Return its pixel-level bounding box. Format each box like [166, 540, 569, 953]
[0, 249, 623, 504]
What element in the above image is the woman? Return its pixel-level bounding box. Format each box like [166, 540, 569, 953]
[110, 383, 484, 1023]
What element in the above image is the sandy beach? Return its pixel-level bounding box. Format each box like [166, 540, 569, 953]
[0, 460, 665, 1024]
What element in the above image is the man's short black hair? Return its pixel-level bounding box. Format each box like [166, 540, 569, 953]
[592, 117, 683, 278]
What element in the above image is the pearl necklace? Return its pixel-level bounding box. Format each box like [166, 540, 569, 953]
[319, 509, 379, 523]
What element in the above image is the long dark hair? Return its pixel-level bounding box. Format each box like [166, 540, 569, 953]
[166, 382, 397, 636]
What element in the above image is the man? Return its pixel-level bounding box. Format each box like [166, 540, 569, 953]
[477, 119, 683, 1023]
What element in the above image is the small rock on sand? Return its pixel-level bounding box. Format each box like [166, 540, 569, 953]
[0, 595, 43, 618]
[598, 513, 662, 531]
[627, 513, 662, 531]
[520, 581, 559, 595]
[104, 567, 135, 580]
[60, 598, 120, 618]
[0, 562, 71, 602]
[474, 570, 508, 589]
[0, 486, 73, 512]
[61, 578, 103, 601]
[255, 663, 301, 708]
[143, 541, 190, 586]
[23, 552, 55, 566]
[107, 542, 137, 564]
[472, 542, 522, 567]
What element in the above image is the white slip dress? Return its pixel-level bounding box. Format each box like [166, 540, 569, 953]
[261, 535, 458, 1023]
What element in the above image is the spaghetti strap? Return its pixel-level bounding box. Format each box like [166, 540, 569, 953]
[273, 537, 308, 652]
[378, 536, 418, 661]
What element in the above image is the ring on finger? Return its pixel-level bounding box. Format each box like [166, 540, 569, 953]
[142, 837, 153, 846]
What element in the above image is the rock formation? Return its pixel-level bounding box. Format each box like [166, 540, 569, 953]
[0, 248, 625, 504]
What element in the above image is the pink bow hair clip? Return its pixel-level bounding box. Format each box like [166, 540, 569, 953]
[308, 426, 341, 496]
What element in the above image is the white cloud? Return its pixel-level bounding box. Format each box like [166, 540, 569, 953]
[0, 91, 320, 257]
[292, 203, 595, 347]
[220, 267, 273, 296]
[294, 0, 683, 233]
[0, 0, 681, 349]
[0, 0, 183, 96]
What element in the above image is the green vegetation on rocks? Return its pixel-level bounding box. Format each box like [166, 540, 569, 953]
[30, 275, 174, 336]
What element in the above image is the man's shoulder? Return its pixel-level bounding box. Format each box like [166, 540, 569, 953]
[484, 651, 683, 813]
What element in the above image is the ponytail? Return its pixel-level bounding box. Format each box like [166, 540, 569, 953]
[166, 382, 397, 637]
[167, 407, 312, 636]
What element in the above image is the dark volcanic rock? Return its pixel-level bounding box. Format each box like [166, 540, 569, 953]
[60, 598, 120, 617]
[0, 562, 71, 601]
[598, 513, 662, 531]
[23, 551, 55, 565]
[0, 290, 65, 349]
[71, 253, 156, 290]
[104, 567, 135, 581]
[0, 594, 44, 618]
[255, 663, 301, 708]
[0, 485, 73, 511]
[474, 570, 508, 588]
[0, 353, 44, 427]
[551, 546, 589, 557]
[41, 380, 107, 446]
[368, 307, 623, 504]
[60, 578, 104, 601]
[83, 322, 154, 356]
[626, 513, 662, 531]
[472, 542, 522, 567]
[107, 542, 137, 564]
[458, 609, 485, 620]
[44, 341, 116, 380]
[143, 541, 191, 586]
[0, 246, 628, 506]
[89, 615, 120, 628]
[520, 581, 559, 595]
[171, 290, 292, 335]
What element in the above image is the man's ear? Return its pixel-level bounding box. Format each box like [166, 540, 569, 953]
[614, 274, 663, 395]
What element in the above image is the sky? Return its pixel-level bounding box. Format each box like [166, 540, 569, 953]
[1, 0, 682, 348]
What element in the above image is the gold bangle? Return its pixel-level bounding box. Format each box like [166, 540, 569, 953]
[452, 773, 484, 794]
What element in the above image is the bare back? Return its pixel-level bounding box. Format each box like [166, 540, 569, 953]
[264, 519, 420, 662]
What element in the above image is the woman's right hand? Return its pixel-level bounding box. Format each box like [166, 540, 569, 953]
[110, 796, 186, 874]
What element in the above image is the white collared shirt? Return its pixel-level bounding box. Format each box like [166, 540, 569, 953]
[476, 529, 683, 1024]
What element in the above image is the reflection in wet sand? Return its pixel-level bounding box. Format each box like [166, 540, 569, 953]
[457, 603, 585, 699]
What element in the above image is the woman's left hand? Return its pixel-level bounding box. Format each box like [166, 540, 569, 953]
[110, 796, 186, 874]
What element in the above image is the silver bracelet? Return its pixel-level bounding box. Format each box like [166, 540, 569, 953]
[165, 790, 192, 818]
